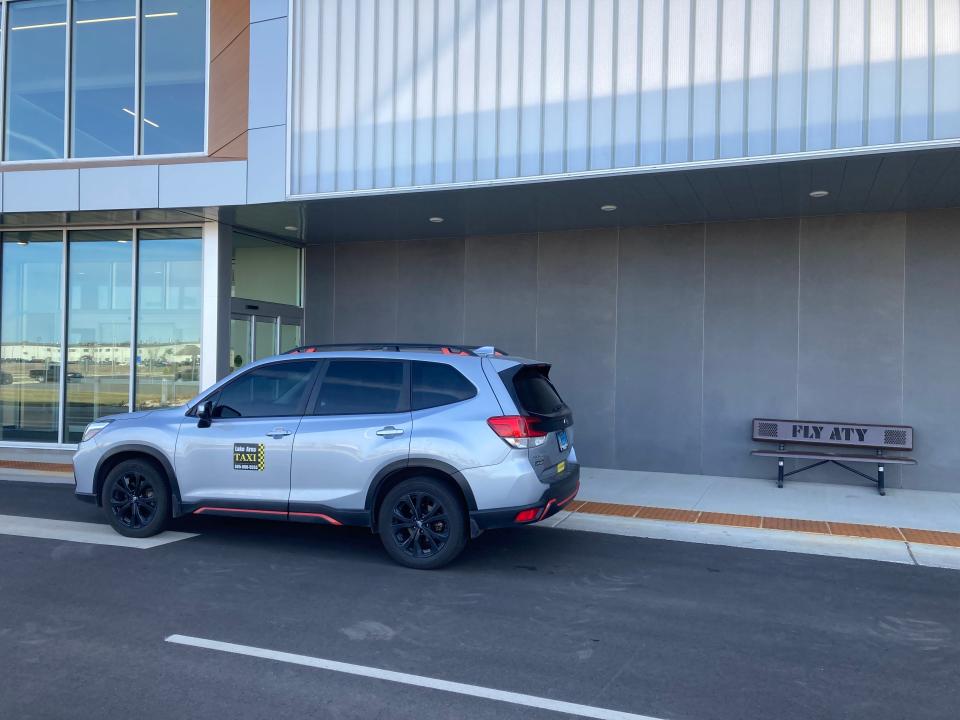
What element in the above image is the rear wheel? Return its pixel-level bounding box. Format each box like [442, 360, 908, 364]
[378, 478, 467, 569]
[100, 459, 170, 538]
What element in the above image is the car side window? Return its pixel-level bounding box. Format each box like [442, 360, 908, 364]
[313, 360, 408, 415]
[412, 361, 477, 410]
[213, 360, 317, 418]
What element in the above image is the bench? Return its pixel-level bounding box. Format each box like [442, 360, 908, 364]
[750, 419, 916, 496]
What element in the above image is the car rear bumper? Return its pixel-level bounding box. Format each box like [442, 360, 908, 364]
[469, 464, 580, 531]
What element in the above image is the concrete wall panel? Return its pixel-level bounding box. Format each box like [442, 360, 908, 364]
[247, 125, 287, 204]
[302, 242, 335, 344]
[464, 233, 538, 358]
[4, 170, 78, 212]
[616, 225, 705, 473]
[159, 161, 247, 207]
[248, 17, 288, 129]
[702, 219, 800, 479]
[902, 209, 960, 491]
[798, 213, 906, 485]
[333, 241, 398, 342]
[397, 238, 465, 343]
[79, 165, 159, 210]
[536, 228, 618, 468]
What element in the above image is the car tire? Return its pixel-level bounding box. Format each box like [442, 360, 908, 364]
[101, 459, 171, 538]
[378, 478, 467, 570]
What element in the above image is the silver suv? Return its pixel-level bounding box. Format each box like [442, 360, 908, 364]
[73, 344, 578, 568]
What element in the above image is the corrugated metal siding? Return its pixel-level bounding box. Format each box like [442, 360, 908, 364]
[289, 0, 960, 197]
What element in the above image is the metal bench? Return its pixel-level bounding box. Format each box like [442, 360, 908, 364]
[750, 419, 916, 496]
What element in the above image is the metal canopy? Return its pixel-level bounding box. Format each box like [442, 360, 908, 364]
[227, 146, 960, 245]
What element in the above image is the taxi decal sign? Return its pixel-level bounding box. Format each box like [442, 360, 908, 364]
[233, 443, 264, 471]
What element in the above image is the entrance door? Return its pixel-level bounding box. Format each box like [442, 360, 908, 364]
[230, 301, 303, 372]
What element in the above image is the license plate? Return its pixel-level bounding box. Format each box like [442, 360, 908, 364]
[557, 430, 569, 451]
[556, 460, 566, 474]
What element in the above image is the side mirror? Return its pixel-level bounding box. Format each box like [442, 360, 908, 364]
[196, 400, 213, 428]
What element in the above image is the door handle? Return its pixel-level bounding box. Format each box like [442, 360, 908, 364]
[266, 427, 291, 439]
[376, 426, 405, 438]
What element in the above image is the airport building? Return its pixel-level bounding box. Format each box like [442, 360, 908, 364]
[1, 0, 959, 491]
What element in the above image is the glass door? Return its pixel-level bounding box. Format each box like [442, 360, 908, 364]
[229, 310, 303, 372]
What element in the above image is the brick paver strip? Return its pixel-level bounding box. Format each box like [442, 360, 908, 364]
[0, 460, 72, 473]
[762, 516, 830, 534]
[826, 522, 903, 541]
[697, 512, 762, 528]
[633, 506, 700, 523]
[567, 500, 960, 548]
[899, 528, 960, 547]
[574, 501, 641, 517]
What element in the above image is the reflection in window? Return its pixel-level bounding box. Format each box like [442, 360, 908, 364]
[4, 0, 68, 160]
[71, 0, 136, 157]
[141, 0, 206, 154]
[135, 229, 202, 409]
[64, 229, 132, 442]
[0, 232, 63, 441]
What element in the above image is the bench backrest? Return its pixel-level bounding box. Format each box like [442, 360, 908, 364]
[752, 418, 913, 451]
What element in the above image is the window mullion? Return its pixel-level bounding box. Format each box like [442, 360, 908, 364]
[129, 228, 139, 412]
[134, 0, 142, 154]
[58, 230, 69, 443]
[0, 1, 8, 161]
[64, 0, 72, 158]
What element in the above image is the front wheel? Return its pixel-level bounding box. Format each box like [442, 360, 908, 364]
[378, 478, 467, 569]
[101, 459, 170, 538]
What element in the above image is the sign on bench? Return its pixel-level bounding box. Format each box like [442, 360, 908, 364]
[751, 418, 916, 496]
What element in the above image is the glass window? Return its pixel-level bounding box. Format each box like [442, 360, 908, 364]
[71, 0, 136, 157]
[135, 228, 201, 410]
[0, 231, 63, 441]
[412, 361, 477, 410]
[254, 317, 276, 360]
[232, 235, 302, 306]
[212, 360, 316, 418]
[314, 360, 407, 416]
[229, 316, 251, 372]
[5, 0, 68, 160]
[141, 0, 206, 154]
[64, 229, 132, 442]
[511, 366, 567, 416]
[279, 320, 301, 353]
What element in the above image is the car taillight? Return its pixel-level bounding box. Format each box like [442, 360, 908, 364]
[487, 415, 548, 449]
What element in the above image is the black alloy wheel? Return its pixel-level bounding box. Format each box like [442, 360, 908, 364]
[101, 459, 170, 538]
[110, 471, 159, 530]
[378, 478, 467, 569]
[391, 491, 450, 559]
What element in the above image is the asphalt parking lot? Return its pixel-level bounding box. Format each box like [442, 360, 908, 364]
[1, 479, 959, 720]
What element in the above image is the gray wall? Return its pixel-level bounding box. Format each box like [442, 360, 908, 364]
[303, 208, 960, 492]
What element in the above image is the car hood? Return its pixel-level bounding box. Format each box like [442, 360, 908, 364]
[96, 406, 185, 423]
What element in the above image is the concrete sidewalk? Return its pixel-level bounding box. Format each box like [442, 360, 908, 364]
[576, 467, 960, 533]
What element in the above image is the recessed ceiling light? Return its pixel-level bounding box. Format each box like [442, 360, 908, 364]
[429, 216, 444, 223]
[809, 190, 829, 198]
[600, 204, 618, 212]
[284, 225, 298, 232]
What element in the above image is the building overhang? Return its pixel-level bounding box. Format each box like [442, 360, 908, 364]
[227, 144, 960, 244]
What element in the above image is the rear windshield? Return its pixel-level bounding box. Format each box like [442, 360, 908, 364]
[511, 366, 567, 416]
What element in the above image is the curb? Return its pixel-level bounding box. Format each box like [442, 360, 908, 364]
[566, 500, 960, 549]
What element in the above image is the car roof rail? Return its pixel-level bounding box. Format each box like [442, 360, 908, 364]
[284, 343, 508, 357]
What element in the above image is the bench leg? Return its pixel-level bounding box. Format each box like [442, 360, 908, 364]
[777, 459, 784, 489]
[878, 464, 885, 496]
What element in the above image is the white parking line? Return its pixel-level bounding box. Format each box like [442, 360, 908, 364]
[0, 514, 197, 549]
[165, 634, 667, 720]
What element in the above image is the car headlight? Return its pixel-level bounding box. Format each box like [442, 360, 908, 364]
[81, 420, 113, 443]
